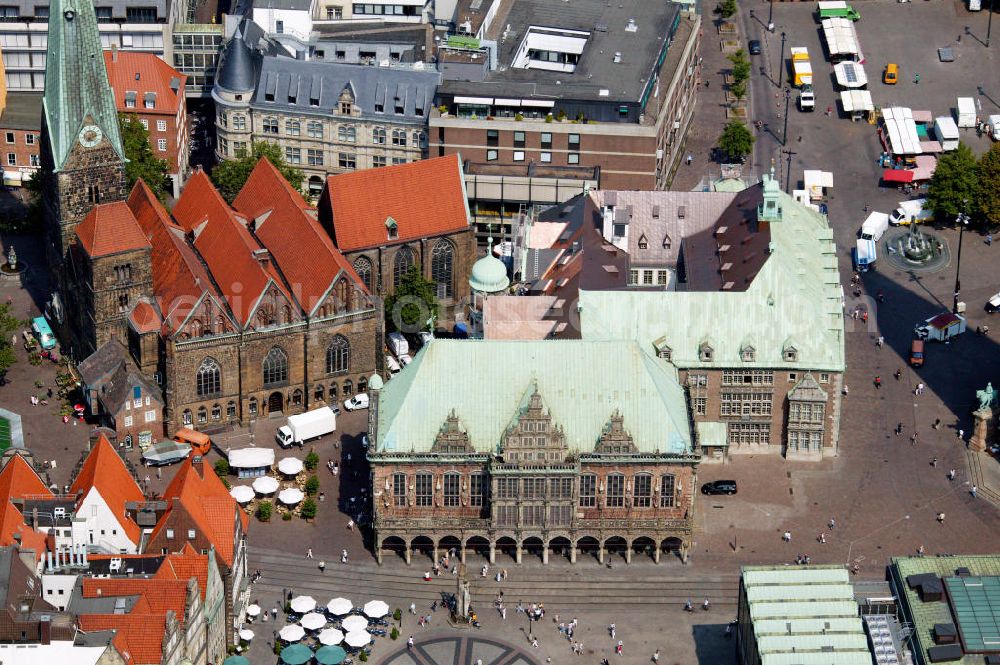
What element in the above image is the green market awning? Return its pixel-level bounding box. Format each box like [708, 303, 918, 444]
[316, 645, 348, 665]
[281, 643, 313, 665]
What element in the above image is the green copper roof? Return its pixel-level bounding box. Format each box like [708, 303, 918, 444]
[374, 339, 693, 455]
[43, 0, 125, 171]
[580, 178, 844, 371]
[742, 565, 869, 665]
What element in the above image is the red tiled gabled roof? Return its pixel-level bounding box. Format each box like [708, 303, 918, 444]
[173, 171, 294, 325]
[128, 301, 162, 334]
[323, 154, 470, 252]
[233, 159, 369, 314]
[151, 458, 248, 567]
[155, 543, 210, 600]
[128, 180, 230, 336]
[76, 201, 151, 258]
[82, 577, 190, 626]
[79, 613, 166, 665]
[70, 434, 144, 544]
[103, 50, 186, 116]
[0, 454, 52, 501]
[0, 501, 48, 560]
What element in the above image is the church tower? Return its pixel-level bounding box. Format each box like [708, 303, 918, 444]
[41, 0, 127, 309]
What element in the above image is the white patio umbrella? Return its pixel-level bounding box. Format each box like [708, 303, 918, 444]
[278, 488, 305, 505]
[344, 630, 370, 648]
[239, 628, 255, 641]
[252, 476, 279, 494]
[246, 604, 262, 617]
[300, 612, 326, 631]
[278, 457, 304, 475]
[341, 615, 368, 632]
[326, 597, 352, 615]
[363, 600, 389, 618]
[230, 486, 254, 503]
[318, 628, 344, 646]
[279, 624, 305, 642]
[290, 595, 317, 613]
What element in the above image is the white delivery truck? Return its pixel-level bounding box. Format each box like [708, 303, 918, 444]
[890, 198, 933, 225]
[275, 406, 337, 448]
[799, 84, 816, 112]
[956, 97, 977, 128]
[933, 116, 959, 151]
[853, 239, 877, 272]
[915, 312, 967, 341]
[387, 331, 409, 358]
[860, 211, 889, 241]
[988, 114, 1000, 141]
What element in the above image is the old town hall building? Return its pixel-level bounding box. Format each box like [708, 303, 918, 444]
[368, 339, 700, 565]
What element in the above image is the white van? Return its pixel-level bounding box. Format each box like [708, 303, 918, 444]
[890, 199, 933, 225]
[387, 332, 409, 358]
[860, 212, 889, 241]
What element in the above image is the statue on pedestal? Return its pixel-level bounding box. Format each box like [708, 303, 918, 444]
[970, 383, 998, 453]
[455, 562, 470, 619]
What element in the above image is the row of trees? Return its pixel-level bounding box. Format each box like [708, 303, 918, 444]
[925, 142, 1000, 228]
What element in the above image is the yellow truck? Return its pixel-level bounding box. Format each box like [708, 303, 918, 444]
[790, 47, 813, 87]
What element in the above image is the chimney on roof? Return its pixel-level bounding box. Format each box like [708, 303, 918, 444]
[253, 248, 271, 268]
[111, 44, 118, 62]
[192, 455, 204, 479]
[39, 616, 51, 645]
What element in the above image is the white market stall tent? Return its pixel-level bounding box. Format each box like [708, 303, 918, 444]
[228, 448, 275, 478]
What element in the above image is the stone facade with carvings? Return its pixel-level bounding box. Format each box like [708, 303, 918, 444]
[368, 339, 699, 565]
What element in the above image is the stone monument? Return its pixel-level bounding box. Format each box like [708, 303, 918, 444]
[455, 562, 470, 620]
[969, 382, 997, 453]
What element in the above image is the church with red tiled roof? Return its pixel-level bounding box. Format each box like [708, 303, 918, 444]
[73, 161, 381, 432]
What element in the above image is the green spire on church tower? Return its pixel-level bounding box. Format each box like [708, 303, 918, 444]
[43, 0, 125, 171]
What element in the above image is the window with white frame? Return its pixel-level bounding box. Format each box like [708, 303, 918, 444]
[156, 120, 167, 132]
[157, 139, 167, 151]
[145, 410, 156, 422]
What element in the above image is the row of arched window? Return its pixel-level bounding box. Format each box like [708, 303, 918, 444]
[195, 337, 351, 398]
[351, 239, 455, 298]
[255, 118, 424, 146]
[184, 376, 369, 424]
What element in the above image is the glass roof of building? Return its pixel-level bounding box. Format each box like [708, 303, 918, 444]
[944, 576, 1000, 654]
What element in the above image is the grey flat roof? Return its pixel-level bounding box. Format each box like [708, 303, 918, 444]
[0, 93, 43, 131]
[440, 0, 681, 103]
[253, 0, 312, 9]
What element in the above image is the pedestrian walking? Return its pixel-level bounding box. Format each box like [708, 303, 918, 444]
[895, 423, 903, 436]
[894, 369, 901, 380]
[306, 548, 313, 559]
[532, 638, 539, 648]
[937, 512, 946, 523]
[918, 544, 925, 556]
[818, 532, 826, 544]
[933, 418, 941, 430]
[931, 457, 938, 467]
[609, 623, 616, 640]
[971, 485, 978, 498]
[783, 530, 792, 542]
[652, 649, 660, 663]
[271, 607, 278, 619]
[318, 560, 326, 572]
[410, 602, 417, 615]
[501, 606, 507, 620]
[686, 154, 693, 166]
[877, 336, 884, 348]
[986, 234, 993, 246]
[341, 549, 348, 564]
[874, 375, 881, 389]
[616, 640, 624, 656]
[914, 73, 920, 84]
[828, 518, 836, 529]
[910, 433, 918, 445]
[407, 636, 414, 649]
[958, 429, 964, 440]
[949, 469, 956, 480]
[347, 519, 354, 530]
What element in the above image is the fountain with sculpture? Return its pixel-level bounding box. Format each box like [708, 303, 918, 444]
[0, 245, 25, 276]
[884, 222, 948, 272]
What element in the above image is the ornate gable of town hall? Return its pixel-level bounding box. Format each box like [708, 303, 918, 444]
[500, 387, 568, 464]
[593, 410, 638, 454]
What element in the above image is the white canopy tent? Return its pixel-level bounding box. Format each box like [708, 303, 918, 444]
[290, 595, 317, 613]
[252, 476, 280, 494]
[246, 604, 261, 617]
[228, 448, 274, 470]
[277, 457, 304, 475]
[279, 624, 305, 642]
[344, 631, 371, 648]
[821, 17, 860, 61]
[363, 600, 389, 618]
[239, 628, 255, 641]
[834, 61, 867, 88]
[318, 628, 345, 646]
[278, 488, 305, 505]
[803, 170, 834, 201]
[300, 612, 327, 631]
[840, 90, 873, 113]
[880, 107, 922, 156]
[229, 486, 254, 503]
[341, 615, 368, 632]
[327, 598, 353, 615]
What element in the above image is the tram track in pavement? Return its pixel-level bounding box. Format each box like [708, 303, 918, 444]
[249, 548, 741, 609]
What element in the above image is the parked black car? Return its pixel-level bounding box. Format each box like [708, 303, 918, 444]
[701, 480, 738, 495]
[748, 40, 762, 55]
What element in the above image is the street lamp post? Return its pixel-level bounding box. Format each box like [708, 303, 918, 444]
[782, 149, 797, 193]
[953, 205, 970, 314]
[778, 31, 787, 89]
[987, 0, 994, 47]
[767, 0, 775, 32]
[782, 88, 791, 146]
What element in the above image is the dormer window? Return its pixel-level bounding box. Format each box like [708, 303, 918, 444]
[340, 101, 352, 115]
[637, 234, 648, 250]
[657, 346, 671, 361]
[784, 346, 798, 362]
[662, 233, 672, 249]
[741, 346, 756, 362]
[385, 217, 398, 240]
[699, 343, 713, 362]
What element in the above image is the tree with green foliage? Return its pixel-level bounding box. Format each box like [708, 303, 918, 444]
[926, 142, 979, 222]
[729, 80, 748, 105]
[120, 114, 170, 201]
[209, 141, 305, 203]
[384, 266, 439, 333]
[718, 0, 737, 18]
[300, 498, 317, 520]
[214, 458, 230, 478]
[304, 475, 320, 496]
[728, 49, 751, 86]
[304, 450, 319, 471]
[256, 500, 273, 522]
[717, 120, 755, 161]
[976, 142, 1000, 229]
[0, 304, 25, 377]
